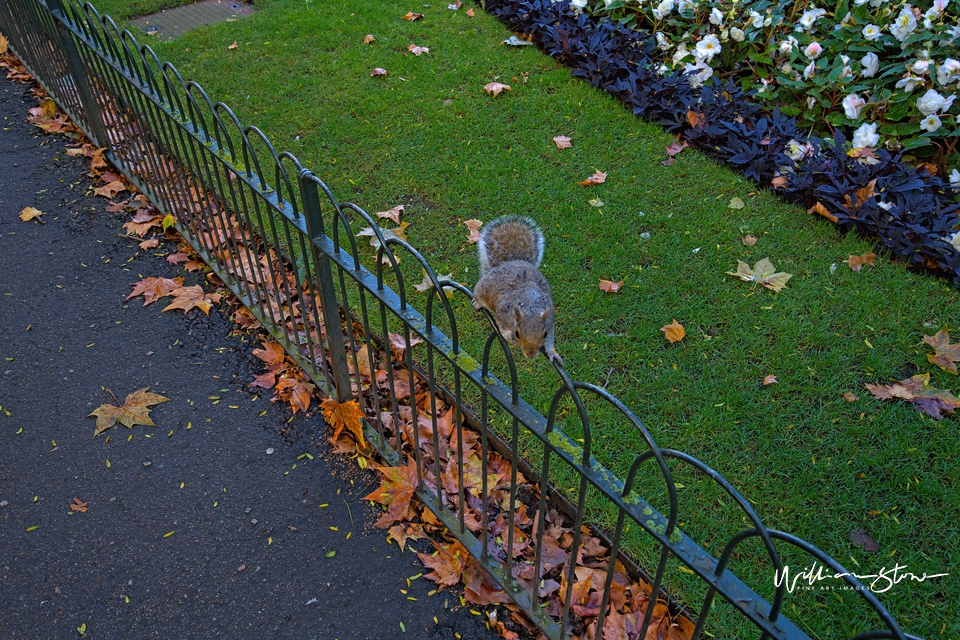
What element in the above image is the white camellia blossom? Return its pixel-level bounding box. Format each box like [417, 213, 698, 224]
[910, 59, 932, 74]
[684, 60, 714, 88]
[652, 0, 674, 19]
[806, 95, 817, 108]
[917, 88, 947, 115]
[798, 7, 826, 31]
[804, 41, 823, 59]
[861, 52, 880, 77]
[920, 114, 943, 132]
[804, 60, 817, 79]
[862, 24, 882, 40]
[655, 32, 671, 51]
[890, 5, 918, 41]
[709, 7, 723, 25]
[951, 168, 960, 188]
[895, 74, 925, 92]
[938, 58, 960, 85]
[842, 93, 867, 119]
[570, 0, 588, 9]
[673, 43, 690, 65]
[749, 10, 764, 28]
[696, 34, 721, 61]
[730, 27, 745, 42]
[853, 122, 880, 148]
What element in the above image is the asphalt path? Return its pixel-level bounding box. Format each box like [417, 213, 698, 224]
[0, 69, 490, 640]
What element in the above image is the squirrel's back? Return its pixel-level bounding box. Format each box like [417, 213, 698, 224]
[477, 215, 545, 273]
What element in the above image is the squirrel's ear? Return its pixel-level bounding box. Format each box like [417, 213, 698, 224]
[515, 305, 523, 324]
[541, 307, 549, 321]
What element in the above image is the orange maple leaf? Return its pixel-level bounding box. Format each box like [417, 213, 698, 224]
[401, 11, 424, 20]
[94, 180, 127, 199]
[363, 459, 419, 527]
[464, 218, 483, 244]
[162, 285, 222, 315]
[578, 170, 607, 186]
[321, 398, 366, 447]
[924, 326, 960, 374]
[417, 539, 468, 588]
[126, 276, 184, 306]
[661, 320, 685, 343]
[846, 252, 876, 273]
[483, 82, 511, 97]
[122, 210, 163, 236]
[374, 204, 405, 224]
[598, 279, 623, 293]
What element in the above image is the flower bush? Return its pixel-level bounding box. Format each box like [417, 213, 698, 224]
[585, 0, 960, 175]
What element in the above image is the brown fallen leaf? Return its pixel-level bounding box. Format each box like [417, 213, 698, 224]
[138, 238, 160, 250]
[93, 180, 126, 199]
[762, 374, 777, 386]
[464, 218, 483, 244]
[686, 110, 706, 128]
[578, 170, 607, 186]
[662, 140, 688, 165]
[849, 528, 879, 553]
[375, 204, 405, 224]
[414, 270, 455, 298]
[553, 135, 572, 149]
[371, 67, 388, 77]
[598, 279, 623, 293]
[89, 387, 171, 436]
[401, 11, 424, 20]
[363, 34, 375, 44]
[69, 498, 88, 512]
[808, 201, 839, 223]
[846, 252, 876, 273]
[358, 221, 410, 250]
[923, 326, 960, 374]
[484, 82, 511, 97]
[741, 235, 757, 246]
[661, 320, 685, 344]
[363, 459, 419, 527]
[126, 276, 184, 306]
[771, 175, 788, 189]
[728, 197, 745, 210]
[407, 44, 429, 56]
[725, 258, 792, 293]
[321, 398, 367, 447]
[866, 373, 960, 419]
[418, 539, 469, 588]
[844, 392, 858, 402]
[466, 7, 475, 16]
[162, 285, 222, 315]
[0, 33, 8, 55]
[19, 206, 45, 223]
[228, 41, 238, 50]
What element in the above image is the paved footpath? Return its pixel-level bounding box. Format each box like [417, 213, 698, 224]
[0, 71, 490, 640]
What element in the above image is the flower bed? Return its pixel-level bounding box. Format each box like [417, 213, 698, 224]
[482, 0, 960, 282]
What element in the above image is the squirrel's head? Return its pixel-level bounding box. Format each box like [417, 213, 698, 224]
[512, 305, 550, 359]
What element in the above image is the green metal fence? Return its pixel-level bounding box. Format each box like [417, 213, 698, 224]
[0, 1, 922, 637]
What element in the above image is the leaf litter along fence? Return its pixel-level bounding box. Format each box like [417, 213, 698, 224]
[0, 1, 924, 638]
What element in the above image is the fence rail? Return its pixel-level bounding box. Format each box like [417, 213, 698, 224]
[0, 1, 920, 638]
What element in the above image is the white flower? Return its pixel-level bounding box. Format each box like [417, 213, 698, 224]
[709, 7, 723, 25]
[861, 52, 879, 77]
[842, 93, 867, 119]
[678, 0, 696, 13]
[720, 27, 729, 41]
[655, 32, 671, 51]
[838, 11, 853, 27]
[804, 41, 823, 59]
[853, 122, 880, 148]
[749, 10, 764, 28]
[684, 59, 714, 88]
[946, 25, 960, 43]
[878, 201, 894, 211]
[657, 63, 670, 75]
[937, 58, 960, 85]
[803, 60, 817, 79]
[910, 59, 931, 74]
[951, 168, 960, 187]
[895, 74, 924, 92]
[949, 231, 960, 252]
[806, 95, 817, 108]
[785, 139, 814, 161]
[862, 24, 882, 40]
[673, 43, 690, 65]
[798, 7, 826, 30]
[890, 5, 918, 42]
[920, 114, 943, 132]
[570, 0, 588, 9]
[652, 0, 674, 19]
[730, 27, 744, 42]
[779, 36, 797, 53]
[917, 88, 947, 115]
[696, 34, 721, 61]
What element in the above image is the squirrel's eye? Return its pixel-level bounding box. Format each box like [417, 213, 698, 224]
[514, 329, 521, 340]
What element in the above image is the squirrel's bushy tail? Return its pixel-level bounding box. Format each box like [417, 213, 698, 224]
[477, 215, 545, 272]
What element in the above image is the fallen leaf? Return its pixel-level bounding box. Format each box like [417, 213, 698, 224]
[578, 170, 607, 186]
[866, 373, 960, 419]
[228, 41, 238, 50]
[553, 135, 572, 149]
[771, 175, 788, 189]
[19, 206, 44, 223]
[401, 11, 424, 20]
[588, 198, 604, 208]
[502, 35, 534, 46]
[122, 210, 163, 236]
[843, 392, 858, 402]
[484, 82, 511, 97]
[418, 539, 468, 588]
[89, 387, 170, 436]
[93, 180, 127, 199]
[363, 459, 419, 527]
[598, 279, 623, 293]
[375, 204, 405, 224]
[762, 374, 777, 386]
[0, 33, 8, 55]
[70, 498, 88, 512]
[371, 67, 388, 77]
[686, 110, 706, 128]
[126, 276, 184, 306]
[725, 258, 793, 293]
[847, 252, 876, 273]
[808, 201, 839, 223]
[321, 398, 367, 447]
[162, 285, 222, 315]
[363, 34, 375, 44]
[464, 219, 482, 244]
[357, 221, 410, 250]
[924, 326, 960, 374]
[661, 320, 685, 343]
[466, 7, 474, 16]
[407, 44, 429, 56]
[138, 238, 159, 250]
[741, 235, 757, 246]
[448, 0, 463, 8]
[849, 529, 879, 553]
[414, 270, 456, 298]
[728, 197, 745, 210]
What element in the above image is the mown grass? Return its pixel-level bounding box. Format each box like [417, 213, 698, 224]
[86, 0, 958, 637]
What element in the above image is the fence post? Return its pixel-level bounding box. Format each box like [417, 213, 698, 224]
[298, 170, 353, 403]
[45, 0, 110, 149]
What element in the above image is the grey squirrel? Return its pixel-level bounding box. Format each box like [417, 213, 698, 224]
[472, 215, 561, 365]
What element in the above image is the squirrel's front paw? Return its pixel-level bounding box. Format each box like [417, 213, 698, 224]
[546, 348, 563, 366]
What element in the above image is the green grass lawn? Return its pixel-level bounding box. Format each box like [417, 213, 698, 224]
[84, 0, 959, 636]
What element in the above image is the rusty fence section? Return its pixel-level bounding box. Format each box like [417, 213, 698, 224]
[0, 1, 920, 638]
